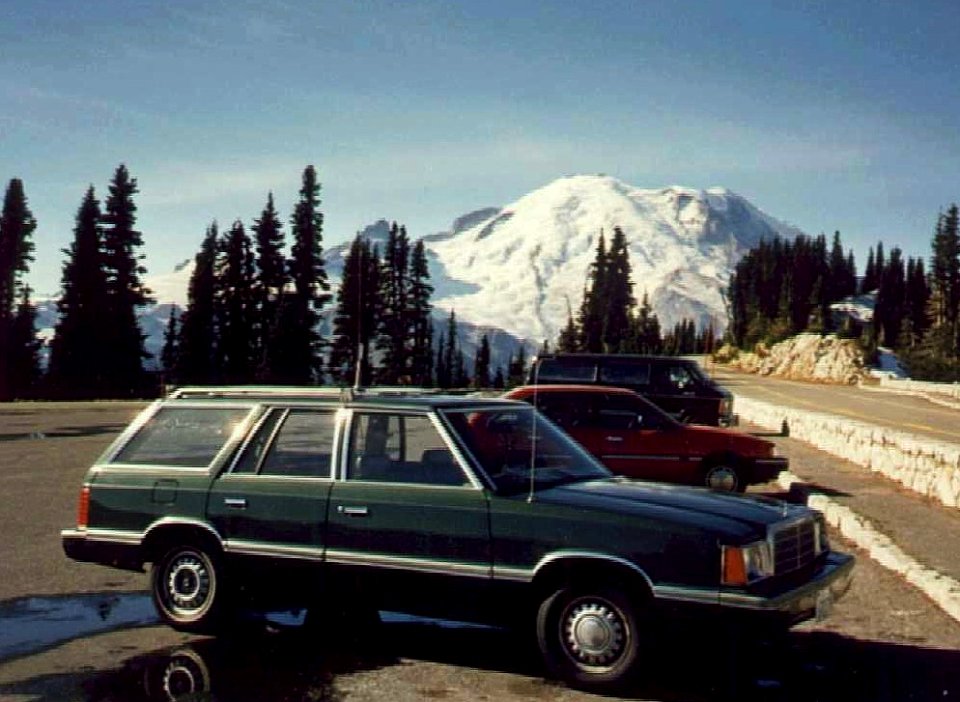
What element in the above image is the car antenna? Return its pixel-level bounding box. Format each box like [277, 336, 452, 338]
[527, 348, 539, 503]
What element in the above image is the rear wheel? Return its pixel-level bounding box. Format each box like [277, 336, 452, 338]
[536, 585, 642, 691]
[151, 543, 228, 634]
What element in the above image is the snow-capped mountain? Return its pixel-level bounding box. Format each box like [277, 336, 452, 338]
[35, 174, 805, 371]
[426, 174, 804, 343]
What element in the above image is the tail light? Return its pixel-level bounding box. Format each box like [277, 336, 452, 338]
[76, 485, 90, 529]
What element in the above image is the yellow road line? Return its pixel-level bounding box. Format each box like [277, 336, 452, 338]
[738, 384, 956, 442]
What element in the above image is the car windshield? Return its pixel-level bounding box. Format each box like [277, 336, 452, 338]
[441, 405, 611, 493]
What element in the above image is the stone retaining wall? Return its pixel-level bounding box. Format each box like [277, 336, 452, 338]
[736, 396, 960, 509]
[878, 377, 960, 400]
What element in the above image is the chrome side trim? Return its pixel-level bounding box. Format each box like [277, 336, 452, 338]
[224, 540, 325, 562]
[325, 549, 491, 579]
[653, 584, 720, 605]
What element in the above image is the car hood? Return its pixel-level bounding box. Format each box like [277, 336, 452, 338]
[533, 477, 805, 539]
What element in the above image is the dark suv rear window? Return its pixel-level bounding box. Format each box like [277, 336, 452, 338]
[111, 406, 250, 468]
[598, 361, 651, 386]
[535, 359, 597, 382]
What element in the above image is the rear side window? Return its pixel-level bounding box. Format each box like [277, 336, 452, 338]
[112, 407, 250, 468]
[535, 359, 597, 383]
[599, 361, 651, 386]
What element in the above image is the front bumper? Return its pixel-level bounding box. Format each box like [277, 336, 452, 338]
[720, 551, 854, 625]
[748, 456, 789, 483]
[654, 551, 854, 628]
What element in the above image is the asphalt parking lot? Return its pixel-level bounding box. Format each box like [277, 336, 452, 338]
[2, 402, 960, 701]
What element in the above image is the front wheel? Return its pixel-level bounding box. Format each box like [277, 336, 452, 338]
[151, 543, 227, 634]
[703, 462, 745, 492]
[536, 586, 642, 691]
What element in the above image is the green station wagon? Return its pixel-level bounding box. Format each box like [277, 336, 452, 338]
[62, 387, 853, 691]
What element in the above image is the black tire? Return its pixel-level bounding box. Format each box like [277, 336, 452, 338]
[536, 585, 642, 691]
[151, 543, 227, 634]
[703, 461, 745, 492]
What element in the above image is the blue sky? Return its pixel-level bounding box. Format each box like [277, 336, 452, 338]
[3, 0, 958, 294]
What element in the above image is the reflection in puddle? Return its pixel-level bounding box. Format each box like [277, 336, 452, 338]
[0, 592, 157, 660]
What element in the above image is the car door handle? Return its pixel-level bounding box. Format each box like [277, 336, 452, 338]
[338, 505, 369, 517]
[224, 498, 247, 509]
[605, 436, 624, 442]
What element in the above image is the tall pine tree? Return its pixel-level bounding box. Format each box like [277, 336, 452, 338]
[408, 239, 434, 386]
[101, 164, 152, 397]
[175, 224, 219, 385]
[279, 165, 330, 383]
[330, 236, 381, 385]
[377, 223, 411, 383]
[251, 192, 287, 381]
[0, 179, 37, 400]
[215, 220, 256, 383]
[48, 187, 110, 398]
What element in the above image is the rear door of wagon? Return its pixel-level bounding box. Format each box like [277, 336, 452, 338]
[207, 406, 337, 583]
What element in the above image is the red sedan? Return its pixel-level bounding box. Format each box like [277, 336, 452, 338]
[504, 384, 787, 492]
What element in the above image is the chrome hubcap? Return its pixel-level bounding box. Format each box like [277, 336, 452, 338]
[706, 466, 737, 491]
[166, 553, 211, 614]
[562, 599, 626, 667]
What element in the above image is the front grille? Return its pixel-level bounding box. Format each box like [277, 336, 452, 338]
[773, 518, 817, 575]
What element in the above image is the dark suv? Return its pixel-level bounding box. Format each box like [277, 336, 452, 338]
[62, 386, 851, 691]
[529, 353, 735, 426]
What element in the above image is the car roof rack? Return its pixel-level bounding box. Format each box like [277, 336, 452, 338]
[166, 385, 482, 402]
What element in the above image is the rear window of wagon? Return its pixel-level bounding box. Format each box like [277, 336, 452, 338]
[111, 407, 252, 468]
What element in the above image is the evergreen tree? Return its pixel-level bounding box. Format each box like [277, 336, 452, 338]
[578, 231, 607, 352]
[330, 236, 381, 385]
[251, 193, 286, 381]
[603, 226, 635, 352]
[507, 344, 527, 387]
[473, 334, 491, 388]
[283, 165, 330, 383]
[101, 164, 152, 397]
[557, 296, 579, 352]
[8, 286, 40, 398]
[930, 205, 960, 355]
[441, 310, 463, 388]
[861, 247, 877, 293]
[48, 187, 110, 398]
[903, 257, 930, 348]
[176, 224, 219, 385]
[493, 366, 505, 389]
[434, 332, 449, 389]
[215, 220, 256, 383]
[875, 247, 906, 347]
[0, 178, 36, 400]
[160, 308, 179, 375]
[408, 240, 434, 386]
[377, 223, 411, 383]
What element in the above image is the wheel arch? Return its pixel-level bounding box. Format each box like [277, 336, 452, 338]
[530, 552, 654, 604]
[142, 519, 225, 564]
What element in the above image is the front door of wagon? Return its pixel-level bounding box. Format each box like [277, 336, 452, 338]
[326, 411, 491, 622]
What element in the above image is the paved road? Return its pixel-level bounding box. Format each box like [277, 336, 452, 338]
[3, 403, 960, 701]
[711, 367, 960, 444]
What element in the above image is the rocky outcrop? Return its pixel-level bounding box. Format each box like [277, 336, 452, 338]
[717, 333, 868, 385]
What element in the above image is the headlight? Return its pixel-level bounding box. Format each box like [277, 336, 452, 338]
[722, 540, 775, 585]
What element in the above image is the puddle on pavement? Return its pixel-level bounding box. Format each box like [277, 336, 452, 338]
[0, 592, 157, 660]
